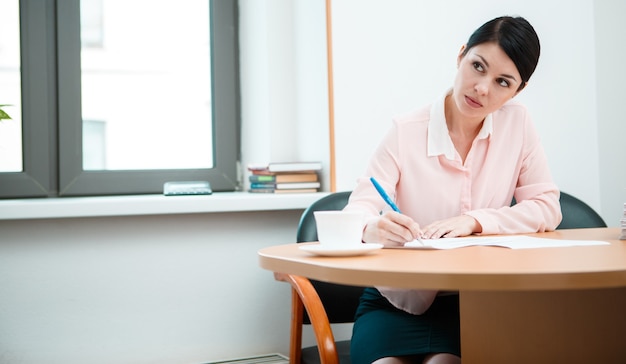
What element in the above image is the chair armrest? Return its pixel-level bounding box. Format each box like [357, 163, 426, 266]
[275, 272, 339, 364]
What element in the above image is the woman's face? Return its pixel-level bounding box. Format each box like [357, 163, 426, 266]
[451, 42, 523, 121]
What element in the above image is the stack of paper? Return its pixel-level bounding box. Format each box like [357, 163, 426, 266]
[403, 235, 610, 250]
[619, 203, 626, 240]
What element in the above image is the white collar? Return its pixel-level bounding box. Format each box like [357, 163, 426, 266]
[427, 89, 493, 160]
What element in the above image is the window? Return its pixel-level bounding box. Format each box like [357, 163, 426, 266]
[0, 0, 22, 173]
[0, 0, 240, 198]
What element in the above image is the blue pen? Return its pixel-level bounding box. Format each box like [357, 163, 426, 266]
[369, 177, 401, 213]
[370, 177, 425, 246]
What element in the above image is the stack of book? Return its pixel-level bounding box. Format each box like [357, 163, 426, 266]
[621, 203, 626, 240]
[247, 161, 322, 194]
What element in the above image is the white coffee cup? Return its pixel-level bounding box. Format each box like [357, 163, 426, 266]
[314, 211, 365, 247]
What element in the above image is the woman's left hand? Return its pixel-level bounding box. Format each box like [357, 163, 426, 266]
[420, 215, 482, 239]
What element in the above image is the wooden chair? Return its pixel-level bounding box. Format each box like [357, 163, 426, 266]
[275, 191, 360, 364]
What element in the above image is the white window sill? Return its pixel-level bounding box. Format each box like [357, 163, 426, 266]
[0, 192, 330, 220]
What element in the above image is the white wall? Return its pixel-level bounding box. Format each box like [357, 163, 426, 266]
[0, 212, 300, 363]
[242, 0, 625, 227]
[594, 0, 626, 227]
[240, 0, 331, 191]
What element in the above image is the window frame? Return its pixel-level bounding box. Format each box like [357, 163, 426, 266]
[0, 0, 240, 198]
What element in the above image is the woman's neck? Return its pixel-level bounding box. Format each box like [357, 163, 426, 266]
[444, 94, 484, 138]
[444, 94, 485, 163]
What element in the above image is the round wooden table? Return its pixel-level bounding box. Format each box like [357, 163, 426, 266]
[259, 228, 626, 364]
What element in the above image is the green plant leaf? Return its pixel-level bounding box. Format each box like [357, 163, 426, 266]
[0, 105, 12, 120]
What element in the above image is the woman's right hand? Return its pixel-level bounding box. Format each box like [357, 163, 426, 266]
[362, 211, 423, 247]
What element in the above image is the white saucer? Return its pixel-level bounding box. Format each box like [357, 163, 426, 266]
[299, 243, 384, 257]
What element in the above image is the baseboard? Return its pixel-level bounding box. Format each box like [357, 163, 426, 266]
[205, 353, 289, 364]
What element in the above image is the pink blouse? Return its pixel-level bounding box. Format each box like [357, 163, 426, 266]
[344, 90, 562, 314]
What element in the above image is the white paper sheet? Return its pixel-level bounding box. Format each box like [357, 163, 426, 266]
[403, 235, 610, 250]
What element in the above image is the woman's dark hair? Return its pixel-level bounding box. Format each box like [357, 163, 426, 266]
[462, 16, 540, 91]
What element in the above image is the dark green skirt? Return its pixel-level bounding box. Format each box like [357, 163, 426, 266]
[350, 288, 460, 364]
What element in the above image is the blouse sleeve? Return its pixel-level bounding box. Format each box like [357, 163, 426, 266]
[343, 120, 403, 222]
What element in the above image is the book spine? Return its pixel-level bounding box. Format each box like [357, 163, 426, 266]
[249, 175, 276, 183]
[267, 161, 322, 173]
[275, 182, 320, 189]
[248, 188, 275, 193]
[250, 182, 276, 189]
[274, 188, 317, 194]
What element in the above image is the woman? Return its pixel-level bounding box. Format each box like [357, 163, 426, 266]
[344, 16, 562, 364]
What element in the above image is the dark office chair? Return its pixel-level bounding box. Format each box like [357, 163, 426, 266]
[556, 191, 607, 229]
[279, 191, 606, 364]
[275, 191, 360, 364]
[511, 191, 607, 229]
